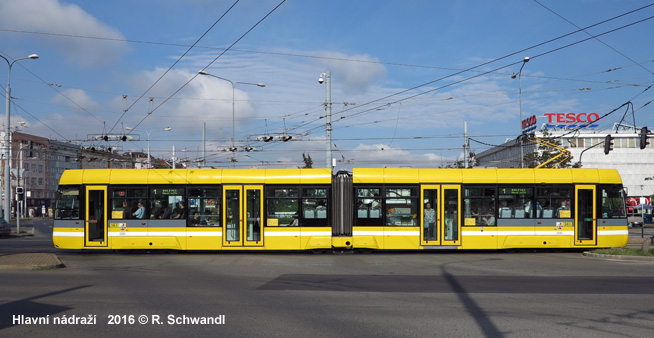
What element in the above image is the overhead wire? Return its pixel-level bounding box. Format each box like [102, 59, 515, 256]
[127, 0, 287, 134]
[108, 0, 242, 136]
[293, 11, 654, 140]
[281, 4, 654, 136]
[2, 2, 647, 165]
[533, 0, 654, 76]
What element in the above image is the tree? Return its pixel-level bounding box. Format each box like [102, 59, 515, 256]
[440, 153, 479, 168]
[301, 153, 313, 168]
[522, 131, 580, 168]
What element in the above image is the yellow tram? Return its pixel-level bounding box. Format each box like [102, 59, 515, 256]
[53, 168, 628, 251]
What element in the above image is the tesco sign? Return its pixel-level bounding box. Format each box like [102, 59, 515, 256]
[522, 115, 537, 130]
[544, 112, 600, 124]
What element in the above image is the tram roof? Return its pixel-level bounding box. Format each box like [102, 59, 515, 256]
[351, 168, 622, 185]
[59, 168, 622, 186]
[59, 168, 332, 185]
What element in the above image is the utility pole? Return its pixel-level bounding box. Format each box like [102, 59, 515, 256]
[202, 122, 206, 167]
[464, 121, 469, 168]
[320, 71, 332, 169]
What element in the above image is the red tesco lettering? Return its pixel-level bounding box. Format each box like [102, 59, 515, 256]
[544, 112, 599, 124]
[521, 115, 537, 129]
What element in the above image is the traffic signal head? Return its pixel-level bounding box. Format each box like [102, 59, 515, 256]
[640, 127, 650, 149]
[16, 186, 24, 200]
[604, 134, 614, 155]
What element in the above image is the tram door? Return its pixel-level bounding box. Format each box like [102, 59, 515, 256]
[223, 185, 264, 247]
[85, 186, 107, 247]
[575, 185, 596, 246]
[421, 185, 461, 246]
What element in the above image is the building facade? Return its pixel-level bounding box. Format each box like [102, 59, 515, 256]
[476, 122, 653, 198]
[4, 133, 134, 217]
[12, 132, 49, 217]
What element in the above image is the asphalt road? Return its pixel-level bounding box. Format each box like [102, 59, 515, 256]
[1, 220, 654, 338]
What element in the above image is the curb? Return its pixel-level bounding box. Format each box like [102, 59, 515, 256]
[0, 253, 66, 270]
[583, 251, 654, 262]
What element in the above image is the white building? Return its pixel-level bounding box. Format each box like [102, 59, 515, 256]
[476, 120, 653, 198]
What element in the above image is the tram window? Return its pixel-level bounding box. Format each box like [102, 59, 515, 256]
[356, 188, 381, 220]
[302, 187, 329, 226]
[54, 186, 81, 220]
[498, 187, 534, 219]
[110, 187, 147, 219]
[187, 187, 221, 226]
[266, 187, 299, 226]
[535, 186, 571, 219]
[385, 187, 418, 226]
[355, 187, 382, 226]
[110, 190, 128, 219]
[463, 186, 495, 226]
[600, 185, 626, 219]
[149, 187, 185, 220]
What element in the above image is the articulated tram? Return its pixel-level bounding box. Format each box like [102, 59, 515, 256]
[52, 168, 628, 251]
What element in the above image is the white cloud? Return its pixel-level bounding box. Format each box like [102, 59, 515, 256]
[50, 88, 100, 112]
[0, 0, 129, 67]
[122, 67, 259, 140]
[343, 143, 454, 168]
[317, 51, 386, 95]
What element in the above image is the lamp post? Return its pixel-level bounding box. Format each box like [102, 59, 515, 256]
[319, 71, 332, 169]
[198, 71, 265, 167]
[125, 127, 172, 168]
[1, 53, 38, 222]
[511, 56, 529, 168]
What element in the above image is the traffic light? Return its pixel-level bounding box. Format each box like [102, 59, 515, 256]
[15, 187, 24, 200]
[640, 127, 650, 149]
[603, 134, 614, 155]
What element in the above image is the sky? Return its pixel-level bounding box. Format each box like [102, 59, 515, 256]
[1, 0, 653, 170]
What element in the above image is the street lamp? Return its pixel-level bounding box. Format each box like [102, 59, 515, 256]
[511, 56, 529, 168]
[1, 53, 38, 222]
[125, 127, 172, 168]
[198, 70, 265, 167]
